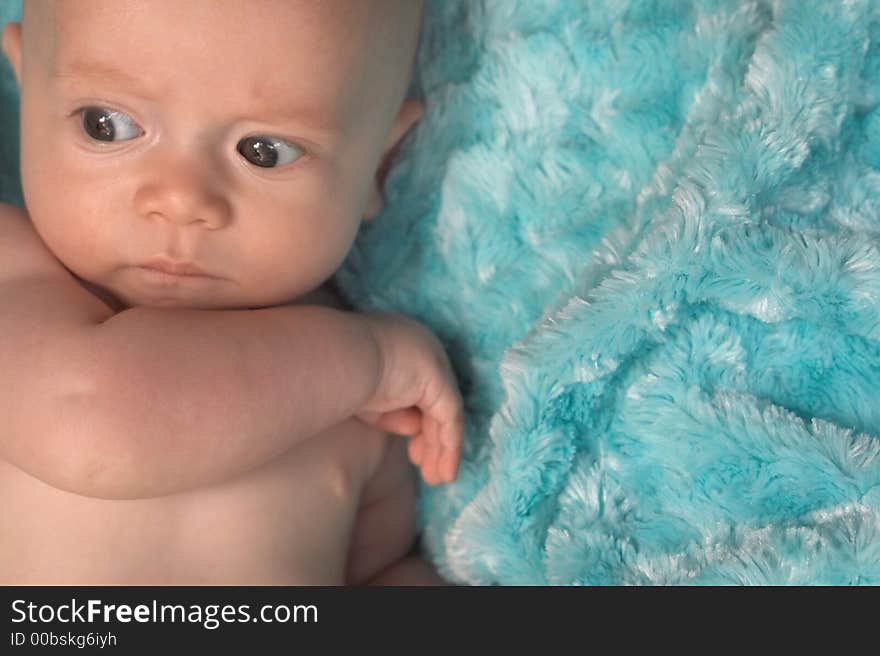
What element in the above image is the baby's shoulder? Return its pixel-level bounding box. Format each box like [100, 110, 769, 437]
[0, 202, 68, 284]
[0, 202, 115, 327]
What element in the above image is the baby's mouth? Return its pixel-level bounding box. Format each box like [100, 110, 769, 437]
[131, 262, 223, 299]
[139, 256, 220, 278]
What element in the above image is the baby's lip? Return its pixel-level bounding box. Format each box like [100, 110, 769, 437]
[139, 256, 219, 278]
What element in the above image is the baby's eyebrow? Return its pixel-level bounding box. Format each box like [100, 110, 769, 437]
[52, 60, 342, 137]
[52, 60, 154, 99]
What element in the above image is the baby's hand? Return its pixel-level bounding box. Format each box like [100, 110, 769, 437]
[356, 313, 464, 485]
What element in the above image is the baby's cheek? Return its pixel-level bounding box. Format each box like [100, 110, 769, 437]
[236, 234, 331, 303]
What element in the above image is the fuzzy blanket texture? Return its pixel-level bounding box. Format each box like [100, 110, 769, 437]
[0, 2, 21, 208]
[3, 0, 880, 584]
[337, 0, 880, 585]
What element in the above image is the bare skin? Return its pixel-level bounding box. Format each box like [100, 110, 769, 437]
[0, 363, 414, 585]
[0, 283, 439, 585]
[0, 1, 460, 585]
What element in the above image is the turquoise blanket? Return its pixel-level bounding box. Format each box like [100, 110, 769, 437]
[338, 0, 880, 584]
[4, 0, 880, 584]
[0, 2, 21, 208]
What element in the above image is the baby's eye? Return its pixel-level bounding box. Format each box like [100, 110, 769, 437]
[237, 136, 304, 168]
[80, 107, 144, 142]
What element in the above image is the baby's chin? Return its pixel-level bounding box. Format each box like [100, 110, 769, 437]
[115, 292, 281, 312]
[80, 267, 319, 313]
[120, 287, 318, 312]
[94, 280, 281, 313]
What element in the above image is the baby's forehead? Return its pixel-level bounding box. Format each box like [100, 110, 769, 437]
[50, 0, 374, 44]
[46, 1, 372, 113]
[51, 1, 363, 56]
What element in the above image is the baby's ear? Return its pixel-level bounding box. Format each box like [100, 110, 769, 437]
[363, 98, 425, 220]
[1, 22, 22, 86]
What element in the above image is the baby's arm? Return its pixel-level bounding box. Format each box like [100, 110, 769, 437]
[0, 223, 363, 499]
[92, 304, 463, 497]
[0, 204, 462, 500]
[2, 284, 382, 499]
[82, 304, 385, 498]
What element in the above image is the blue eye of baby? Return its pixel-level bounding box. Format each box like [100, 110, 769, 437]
[237, 136, 303, 168]
[81, 107, 143, 142]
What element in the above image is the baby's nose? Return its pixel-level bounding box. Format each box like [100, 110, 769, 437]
[133, 163, 232, 229]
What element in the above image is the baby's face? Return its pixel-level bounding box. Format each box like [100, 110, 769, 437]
[4, 0, 422, 309]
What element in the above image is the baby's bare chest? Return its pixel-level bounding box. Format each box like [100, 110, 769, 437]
[0, 418, 388, 584]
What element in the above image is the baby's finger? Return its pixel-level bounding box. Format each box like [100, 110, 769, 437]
[435, 438, 455, 483]
[420, 417, 442, 485]
[376, 407, 422, 436]
[427, 388, 464, 450]
[446, 408, 465, 481]
[422, 395, 463, 484]
[408, 435, 425, 466]
[355, 410, 380, 425]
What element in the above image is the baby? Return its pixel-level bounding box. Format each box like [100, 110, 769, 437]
[0, 0, 465, 584]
